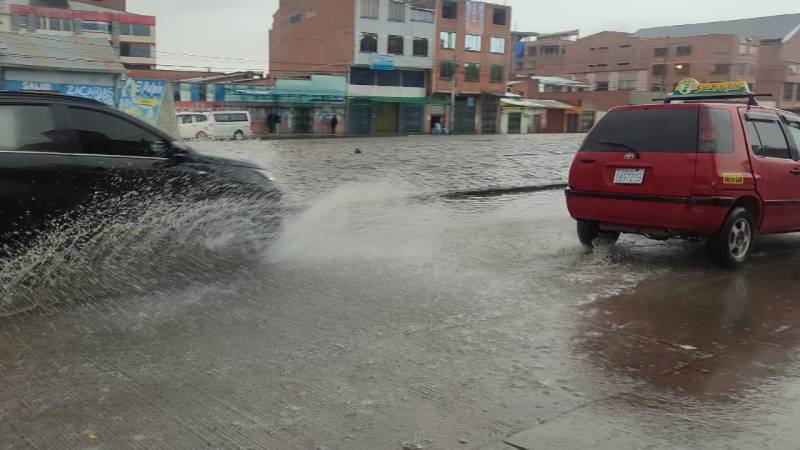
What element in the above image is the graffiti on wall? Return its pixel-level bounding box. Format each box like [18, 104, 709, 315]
[118, 79, 167, 126]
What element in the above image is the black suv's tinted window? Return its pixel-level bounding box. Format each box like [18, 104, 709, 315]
[748, 119, 791, 159]
[0, 104, 65, 153]
[66, 107, 169, 157]
[581, 108, 699, 153]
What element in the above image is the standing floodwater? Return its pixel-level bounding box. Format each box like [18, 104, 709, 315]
[3, 134, 800, 449]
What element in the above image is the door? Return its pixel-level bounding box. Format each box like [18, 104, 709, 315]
[293, 108, 312, 134]
[745, 111, 800, 233]
[0, 102, 86, 246]
[400, 105, 424, 133]
[453, 98, 476, 134]
[481, 94, 499, 134]
[349, 102, 371, 134]
[375, 103, 399, 134]
[508, 113, 522, 134]
[566, 114, 579, 133]
[57, 105, 189, 209]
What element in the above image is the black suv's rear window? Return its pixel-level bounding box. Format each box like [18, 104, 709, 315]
[581, 108, 699, 153]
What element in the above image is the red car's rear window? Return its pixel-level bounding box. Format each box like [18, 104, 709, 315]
[581, 108, 699, 153]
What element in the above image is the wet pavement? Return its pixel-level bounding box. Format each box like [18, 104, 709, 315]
[3, 134, 800, 449]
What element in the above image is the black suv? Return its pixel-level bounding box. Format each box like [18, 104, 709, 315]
[0, 92, 279, 251]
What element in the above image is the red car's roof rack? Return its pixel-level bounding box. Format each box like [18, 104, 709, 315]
[659, 92, 773, 106]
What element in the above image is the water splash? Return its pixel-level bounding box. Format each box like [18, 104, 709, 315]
[0, 192, 281, 316]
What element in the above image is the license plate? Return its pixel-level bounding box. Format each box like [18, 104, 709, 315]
[614, 168, 645, 185]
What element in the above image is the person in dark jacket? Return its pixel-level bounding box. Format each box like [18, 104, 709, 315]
[331, 115, 339, 134]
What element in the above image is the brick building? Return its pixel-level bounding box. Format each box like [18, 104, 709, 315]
[433, 0, 511, 133]
[0, 0, 156, 69]
[270, 0, 441, 134]
[270, 0, 513, 134]
[515, 14, 800, 113]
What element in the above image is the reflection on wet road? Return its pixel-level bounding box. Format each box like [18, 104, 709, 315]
[3, 135, 800, 449]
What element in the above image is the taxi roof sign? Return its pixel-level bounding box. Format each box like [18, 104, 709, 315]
[672, 78, 750, 96]
[663, 78, 771, 105]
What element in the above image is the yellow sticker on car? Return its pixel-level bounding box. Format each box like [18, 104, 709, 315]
[723, 173, 745, 185]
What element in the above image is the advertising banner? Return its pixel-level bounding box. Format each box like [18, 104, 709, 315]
[118, 78, 167, 126]
[2, 80, 116, 105]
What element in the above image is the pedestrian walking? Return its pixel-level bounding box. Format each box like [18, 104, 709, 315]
[331, 115, 339, 134]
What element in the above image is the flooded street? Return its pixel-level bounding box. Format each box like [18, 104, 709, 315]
[3, 134, 800, 449]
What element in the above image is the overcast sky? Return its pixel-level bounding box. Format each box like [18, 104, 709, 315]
[127, 0, 799, 73]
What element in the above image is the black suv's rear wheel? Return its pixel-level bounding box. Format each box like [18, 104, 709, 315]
[577, 220, 620, 250]
[706, 207, 754, 270]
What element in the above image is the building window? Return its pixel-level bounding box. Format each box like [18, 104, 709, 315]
[493, 7, 507, 25]
[402, 70, 425, 88]
[796, 83, 800, 101]
[711, 43, 730, 54]
[749, 46, 758, 56]
[389, 1, 405, 22]
[788, 64, 800, 75]
[120, 43, 152, 58]
[81, 20, 111, 33]
[30, 16, 44, 30]
[413, 38, 429, 57]
[440, 31, 456, 49]
[377, 70, 401, 86]
[48, 17, 73, 31]
[651, 83, 664, 92]
[618, 62, 630, 66]
[652, 64, 667, 76]
[619, 44, 632, 48]
[361, 0, 379, 19]
[597, 46, 609, 50]
[289, 13, 302, 25]
[541, 45, 559, 55]
[410, 8, 434, 23]
[120, 23, 152, 36]
[676, 45, 692, 56]
[440, 60, 456, 80]
[739, 44, 749, 55]
[527, 46, 537, 56]
[464, 63, 480, 82]
[654, 47, 668, 57]
[711, 63, 730, 75]
[350, 67, 376, 85]
[465, 34, 481, 52]
[674, 63, 690, 76]
[785, 83, 795, 101]
[442, 1, 457, 19]
[387, 35, 404, 55]
[360, 33, 378, 53]
[490, 65, 504, 83]
[490, 37, 506, 54]
[618, 80, 636, 91]
[596, 81, 609, 91]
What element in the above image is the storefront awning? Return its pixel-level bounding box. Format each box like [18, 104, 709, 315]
[367, 96, 450, 105]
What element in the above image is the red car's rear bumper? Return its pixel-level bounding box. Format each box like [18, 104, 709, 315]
[565, 189, 733, 237]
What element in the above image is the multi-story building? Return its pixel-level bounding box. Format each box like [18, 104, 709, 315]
[433, 0, 511, 133]
[0, 0, 156, 69]
[515, 14, 800, 113]
[270, 0, 512, 134]
[270, 0, 438, 134]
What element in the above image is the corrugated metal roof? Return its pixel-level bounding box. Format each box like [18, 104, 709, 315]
[634, 14, 800, 41]
[501, 98, 576, 109]
[531, 76, 590, 88]
[0, 31, 124, 73]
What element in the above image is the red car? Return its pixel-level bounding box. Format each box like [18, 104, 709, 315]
[566, 92, 800, 269]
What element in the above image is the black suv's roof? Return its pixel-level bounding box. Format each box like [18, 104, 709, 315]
[0, 91, 106, 106]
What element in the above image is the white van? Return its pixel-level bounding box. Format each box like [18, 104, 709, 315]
[177, 111, 253, 140]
